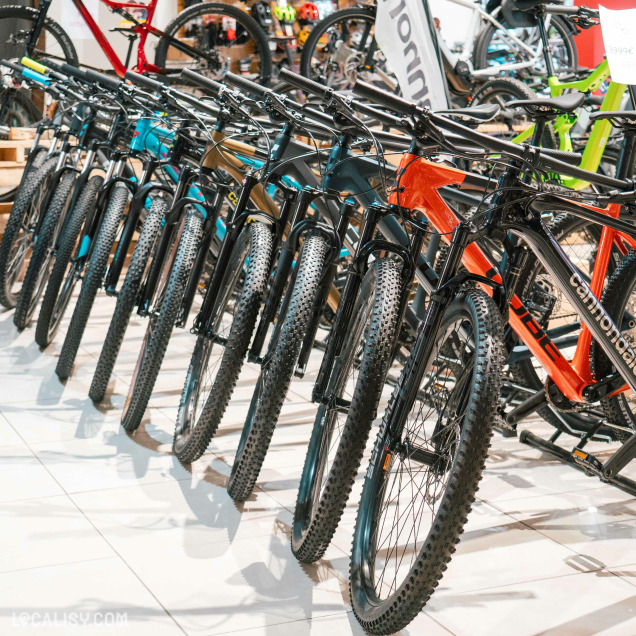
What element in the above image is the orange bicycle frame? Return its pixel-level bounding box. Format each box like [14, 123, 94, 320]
[391, 153, 636, 403]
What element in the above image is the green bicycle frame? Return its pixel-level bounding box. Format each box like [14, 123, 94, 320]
[513, 59, 626, 190]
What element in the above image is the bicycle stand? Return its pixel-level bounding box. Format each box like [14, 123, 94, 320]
[520, 429, 636, 498]
[510, 386, 636, 497]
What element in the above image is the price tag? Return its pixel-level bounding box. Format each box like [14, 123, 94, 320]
[600, 4, 636, 84]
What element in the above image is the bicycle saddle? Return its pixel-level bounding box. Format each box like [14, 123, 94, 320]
[507, 92, 585, 117]
[589, 111, 636, 127]
[436, 103, 500, 123]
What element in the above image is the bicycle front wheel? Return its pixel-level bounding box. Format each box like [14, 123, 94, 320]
[35, 174, 104, 347]
[299, 6, 396, 92]
[292, 257, 403, 563]
[174, 220, 273, 464]
[121, 208, 203, 433]
[0, 154, 58, 308]
[350, 288, 504, 634]
[13, 169, 77, 329]
[227, 232, 330, 502]
[472, 15, 576, 81]
[56, 183, 130, 379]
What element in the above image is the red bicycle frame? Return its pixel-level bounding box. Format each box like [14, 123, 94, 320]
[390, 153, 636, 403]
[70, 0, 165, 75]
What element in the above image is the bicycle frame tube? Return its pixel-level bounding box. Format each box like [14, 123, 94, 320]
[392, 153, 636, 402]
[70, 0, 163, 74]
[513, 59, 626, 189]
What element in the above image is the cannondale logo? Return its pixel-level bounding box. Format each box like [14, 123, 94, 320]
[570, 273, 636, 373]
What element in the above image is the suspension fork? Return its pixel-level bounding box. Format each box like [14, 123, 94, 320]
[137, 165, 195, 314]
[295, 198, 357, 377]
[312, 200, 385, 401]
[193, 173, 260, 335]
[385, 222, 473, 446]
[246, 186, 300, 360]
[104, 158, 161, 294]
[248, 187, 324, 363]
[179, 182, 231, 328]
[74, 154, 126, 268]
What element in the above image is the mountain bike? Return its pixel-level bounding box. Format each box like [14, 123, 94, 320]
[298, 0, 576, 97]
[0, 0, 272, 125]
[346, 78, 636, 634]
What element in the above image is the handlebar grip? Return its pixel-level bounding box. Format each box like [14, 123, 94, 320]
[124, 70, 164, 93]
[544, 4, 575, 14]
[41, 58, 64, 74]
[172, 88, 220, 117]
[278, 68, 328, 99]
[21, 67, 51, 86]
[21, 57, 49, 75]
[86, 69, 121, 92]
[180, 68, 222, 96]
[1, 59, 24, 74]
[224, 72, 269, 99]
[540, 147, 583, 166]
[353, 80, 415, 117]
[60, 62, 89, 82]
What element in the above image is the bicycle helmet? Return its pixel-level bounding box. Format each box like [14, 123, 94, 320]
[501, 0, 538, 28]
[298, 2, 320, 24]
[252, 1, 273, 29]
[273, 4, 297, 23]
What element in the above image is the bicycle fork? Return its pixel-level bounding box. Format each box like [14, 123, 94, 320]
[312, 202, 427, 408]
[382, 221, 473, 450]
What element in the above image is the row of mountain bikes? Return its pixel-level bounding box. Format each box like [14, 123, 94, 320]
[4, 1, 636, 634]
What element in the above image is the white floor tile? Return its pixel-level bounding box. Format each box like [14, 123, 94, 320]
[0, 444, 64, 503]
[427, 570, 636, 636]
[0, 494, 114, 573]
[0, 558, 181, 635]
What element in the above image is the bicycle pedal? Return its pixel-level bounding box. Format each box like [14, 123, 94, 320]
[294, 367, 305, 379]
[493, 415, 517, 438]
[572, 448, 603, 476]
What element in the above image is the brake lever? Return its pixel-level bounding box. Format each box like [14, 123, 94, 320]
[570, 7, 599, 30]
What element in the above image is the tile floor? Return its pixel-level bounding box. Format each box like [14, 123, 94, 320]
[2, 292, 636, 635]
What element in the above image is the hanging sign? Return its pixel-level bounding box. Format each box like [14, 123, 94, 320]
[375, 0, 448, 108]
[599, 4, 636, 84]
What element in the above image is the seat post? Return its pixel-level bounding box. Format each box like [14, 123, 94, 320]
[536, 11, 556, 78]
[615, 126, 636, 182]
[530, 115, 547, 147]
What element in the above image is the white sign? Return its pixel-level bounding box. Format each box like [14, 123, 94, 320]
[375, 0, 448, 109]
[60, 0, 98, 40]
[600, 4, 636, 84]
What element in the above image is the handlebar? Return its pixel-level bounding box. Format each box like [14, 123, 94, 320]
[223, 72, 269, 100]
[278, 68, 403, 128]
[352, 79, 628, 190]
[180, 68, 223, 97]
[124, 70, 165, 93]
[352, 80, 414, 117]
[278, 68, 329, 100]
[59, 62, 90, 83]
[86, 69, 121, 92]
